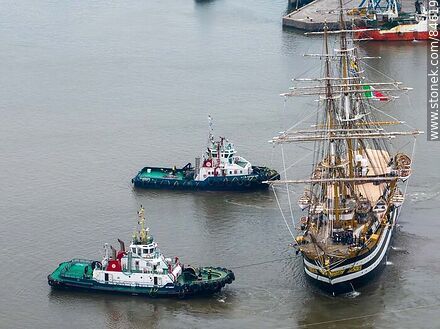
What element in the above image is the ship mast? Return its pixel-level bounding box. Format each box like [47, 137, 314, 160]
[208, 115, 214, 146]
[136, 205, 149, 244]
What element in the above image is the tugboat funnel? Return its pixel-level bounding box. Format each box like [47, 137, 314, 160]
[117, 239, 126, 251]
[110, 245, 117, 259]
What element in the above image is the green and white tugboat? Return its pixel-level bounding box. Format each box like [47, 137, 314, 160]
[132, 116, 280, 191]
[48, 206, 235, 298]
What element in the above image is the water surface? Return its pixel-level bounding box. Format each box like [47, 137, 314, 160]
[0, 1, 439, 328]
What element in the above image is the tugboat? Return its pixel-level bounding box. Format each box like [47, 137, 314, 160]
[48, 206, 235, 298]
[132, 117, 280, 191]
[268, 0, 422, 295]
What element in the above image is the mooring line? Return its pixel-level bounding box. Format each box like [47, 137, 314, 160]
[229, 255, 297, 270]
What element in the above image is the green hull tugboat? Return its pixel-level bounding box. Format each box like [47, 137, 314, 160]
[132, 117, 280, 191]
[48, 206, 235, 298]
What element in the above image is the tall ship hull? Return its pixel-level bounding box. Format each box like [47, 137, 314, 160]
[302, 207, 398, 295]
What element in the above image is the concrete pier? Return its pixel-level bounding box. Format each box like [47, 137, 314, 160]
[282, 0, 360, 31]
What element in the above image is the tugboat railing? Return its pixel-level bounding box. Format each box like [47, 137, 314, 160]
[97, 279, 169, 288]
[70, 258, 94, 264]
[60, 259, 95, 277]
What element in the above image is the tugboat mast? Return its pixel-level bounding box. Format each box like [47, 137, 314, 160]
[136, 205, 149, 244]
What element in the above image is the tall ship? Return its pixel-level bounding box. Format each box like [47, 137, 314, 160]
[48, 206, 235, 298]
[268, 2, 422, 294]
[132, 117, 280, 191]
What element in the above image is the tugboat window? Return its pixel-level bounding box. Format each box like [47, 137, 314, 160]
[143, 249, 148, 254]
[132, 248, 136, 253]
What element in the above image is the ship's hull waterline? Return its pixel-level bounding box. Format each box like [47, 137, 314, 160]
[48, 277, 228, 298]
[302, 207, 399, 295]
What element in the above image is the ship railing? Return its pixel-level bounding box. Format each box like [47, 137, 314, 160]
[99, 279, 166, 288]
[69, 258, 94, 264]
[61, 273, 93, 280]
[60, 259, 94, 277]
[121, 268, 163, 275]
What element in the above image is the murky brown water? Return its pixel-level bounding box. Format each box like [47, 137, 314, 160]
[0, 1, 439, 328]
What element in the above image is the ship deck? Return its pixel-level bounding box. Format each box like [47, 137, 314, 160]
[50, 260, 94, 280]
[176, 267, 230, 285]
[300, 222, 353, 258]
[137, 168, 186, 181]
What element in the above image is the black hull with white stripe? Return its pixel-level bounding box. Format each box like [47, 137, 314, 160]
[302, 207, 399, 295]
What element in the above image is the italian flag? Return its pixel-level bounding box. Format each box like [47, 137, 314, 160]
[363, 85, 388, 101]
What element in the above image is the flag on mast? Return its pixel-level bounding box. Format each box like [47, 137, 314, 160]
[363, 85, 389, 101]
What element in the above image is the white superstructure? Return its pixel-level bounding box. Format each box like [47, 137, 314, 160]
[195, 136, 253, 181]
[92, 207, 182, 288]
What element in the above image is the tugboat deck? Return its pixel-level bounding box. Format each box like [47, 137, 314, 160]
[176, 267, 231, 285]
[51, 260, 94, 280]
[137, 168, 186, 181]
